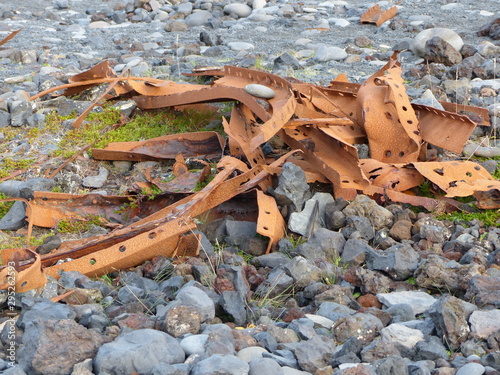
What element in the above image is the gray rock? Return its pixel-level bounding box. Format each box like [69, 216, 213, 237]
[482, 353, 500, 370]
[237, 346, 269, 362]
[273, 162, 311, 213]
[469, 310, 500, 340]
[180, 334, 208, 356]
[249, 358, 284, 375]
[94, 329, 184, 374]
[428, 295, 477, 349]
[343, 195, 394, 230]
[204, 327, 236, 356]
[372, 355, 409, 375]
[330, 337, 362, 367]
[414, 255, 483, 293]
[341, 238, 369, 266]
[465, 275, 500, 308]
[262, 350, 298, 368]
[288, 318, 317, 340]
[224, 3, 252, 18]
[295, 335, 337, 373]
[284, 256, 322, 288]
[295, 228, 345, 262]
[177, 2, 193, 15]
[255, 268, 293, 299]
[366, 243, 419, 280]
[82, 167, 109, 188]
[163, 305, 202, 337]
[10, 99, 32, 127]
[361, 339, 401, 363]
[316, 302, 356, 322]
[381, 323, 424, 354]
[244, 84, 275, 99]
[225, 220, 257, 246]
[0, 201, 26, 230]
[17, 300, 76, 329]
[414, 336, 449, 361]
[343, 215, 375, 241]
[424, 36, 463, 66]
[313, 46, 347, 62]
[252, 252, 291, 268]
[173, 284, 215, 322]
[20, 319, 103, 375]
[455, 363, 485, 375]
[274, 52, 302, 71]
[386, 304, 415, 323]
[333, 313, 383, 345]
[412, 28, 464, 57]
[185, 10, 212, 27]
[191, 354, 249, 375]
[220, 291, 247, 326]
[254, 331, 278, 352]
[377, 292, 436, 316]
[2, 366, 28, 375]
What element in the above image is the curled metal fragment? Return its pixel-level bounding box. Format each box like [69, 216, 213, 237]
[360, 5, 398, 27]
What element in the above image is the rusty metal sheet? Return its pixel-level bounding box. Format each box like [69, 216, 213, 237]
[360, 5, 397, 26]
[0, 250, 46, 293]
[92, 131, 224, 161]
[438, 101, 491, 126]
[412, 161, 500, 197]
[0, 29, 21, 47]
[256, 190, 286, 253]
[280, 126, 368, 199]
[27, 192, 135, 228]
[357, 66, 422, 163]
[146, 154, 211, 193]
[412, 104, 477, 153]
[360, 159, 425, 191]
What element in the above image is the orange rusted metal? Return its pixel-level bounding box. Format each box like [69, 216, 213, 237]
[360, 5, 398, 27]
[0, 29, 21, 47]
[92, 131, 224, 161]
[256, 190, 286, 253]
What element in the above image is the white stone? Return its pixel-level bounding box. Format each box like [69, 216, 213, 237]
[440, 3, 463, 10]
[88, 21, 110, 29]
[228, 42, 255, 51]
[303, 7, 318, 13]
[224, 3, 252, 17]
[479, 10, 494, 16]
[377, 291, 436, 315]
[313, 45, 347, 62]
[471, 79, 500, 91]
[180, 334, 208, 356]
[244, 84, 275, 99]
[237, 346, 269, 362]
[411, 28, 464, 57]
[253, 0, 267, 10]
[305, 314, 334, 328]
[470, 310, 500, 339]
[381, 323, 424, 349]
[185, 10, 212, 27]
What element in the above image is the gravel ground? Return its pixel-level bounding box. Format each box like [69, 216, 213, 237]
[1, 1, 500, 375]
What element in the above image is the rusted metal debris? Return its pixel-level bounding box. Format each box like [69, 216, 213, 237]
[360, 4, 398, 27]
[2, 51, 499, 292]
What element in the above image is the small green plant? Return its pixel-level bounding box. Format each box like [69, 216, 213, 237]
[140, 184, 163, 200]
[57, 215, 104, 233]
[435, 209, 500, 228]
[0, 159, 36, 178]
[0, 192, 14, 217]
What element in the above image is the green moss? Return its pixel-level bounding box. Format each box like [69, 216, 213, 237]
[436, 209, 500, 228]
[57, 214, 104, 233]
[0, 159, 35, 178]
[0, 235, 45, 250]
[0, 192, 14, 217]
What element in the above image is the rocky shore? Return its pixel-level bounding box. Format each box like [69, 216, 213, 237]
[0, 0, 500, 374]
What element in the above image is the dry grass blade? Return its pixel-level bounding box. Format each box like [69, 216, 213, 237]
[0, 29, 21, 47]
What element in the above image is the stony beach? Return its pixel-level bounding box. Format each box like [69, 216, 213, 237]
[0, 0, 500, 374]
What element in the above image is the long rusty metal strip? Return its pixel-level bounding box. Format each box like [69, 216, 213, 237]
[438, 101, 491, 126]
[256, 190, 286, 253]
[0, 29, 21, 47]
[132, 85, 271, 123]
[357, 66, 422, 163]
[92, 131, 224, 161]
[26, 192, 135, 228]
[44, 217, 197, 279]
[413, 104, 477, 153]
[360, 5, 397, 26]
